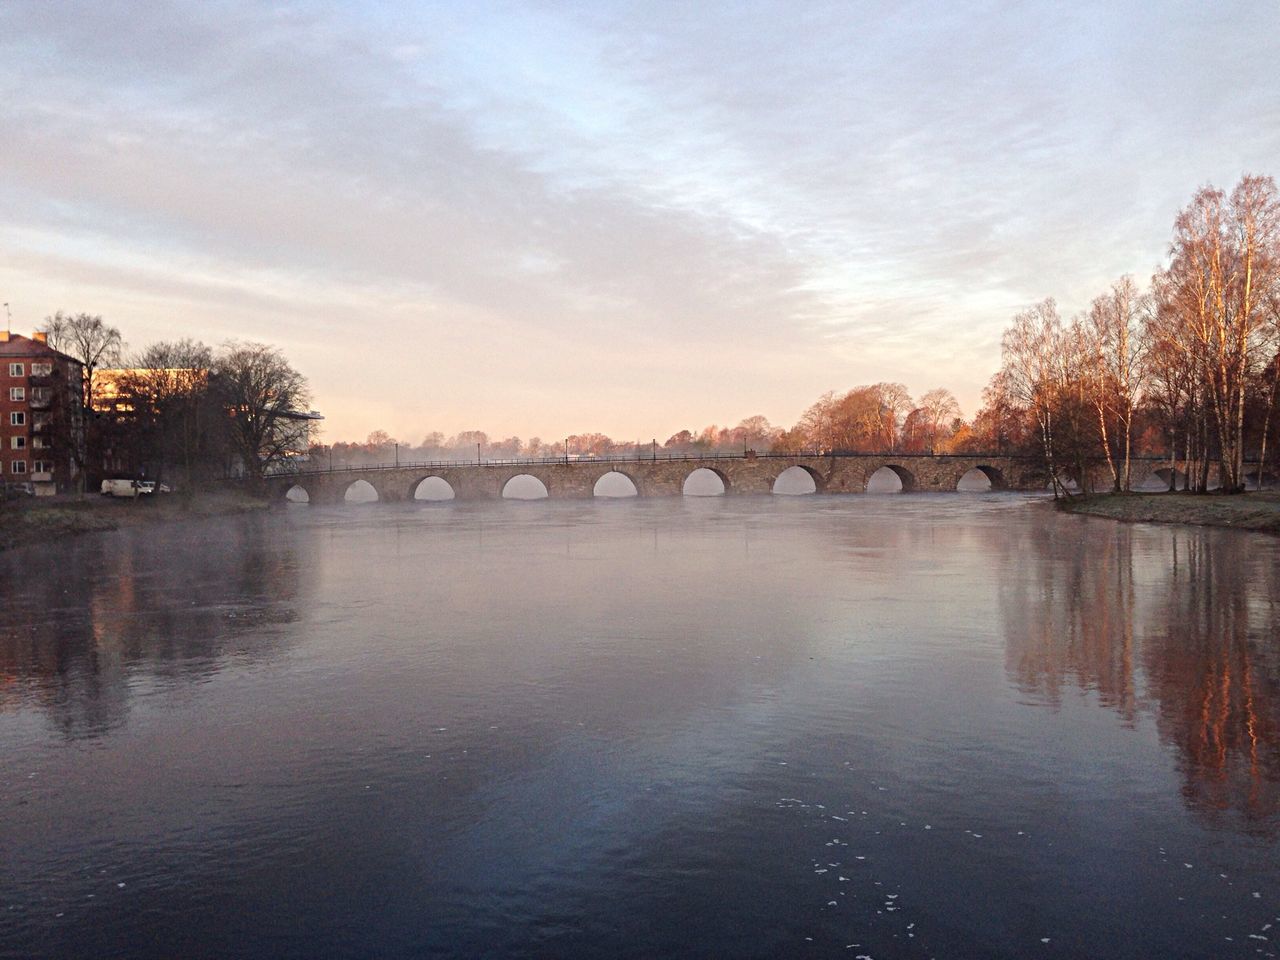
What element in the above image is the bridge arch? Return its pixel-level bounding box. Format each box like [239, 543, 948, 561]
[502, 474, 549, 500]
[1248, 470, 1278, 490]
[867, 464, 916, 493]
[683, 466, 729, 497]
[1136, 467, 1188, 492]
[344, 478, 379, 503]
[772, 464, 821, 495]
[1052, 473, 1083, 494]
[957, 465, 1006, 492]
[412, 476, 455, 501]
[593, 470, 639, 498]
[284, 483, 310, 503]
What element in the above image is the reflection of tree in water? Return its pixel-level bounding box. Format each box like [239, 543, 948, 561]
[0, 517, 307, 739]
[1001, 520, 1280, 831]
[1141, 535, 1280, 830]
[1000, 522, 1139, 722]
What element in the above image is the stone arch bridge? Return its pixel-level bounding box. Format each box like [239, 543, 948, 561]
[264, 453, 1062, 505]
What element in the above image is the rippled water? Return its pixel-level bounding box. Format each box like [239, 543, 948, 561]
[2, 495, 1278, 959]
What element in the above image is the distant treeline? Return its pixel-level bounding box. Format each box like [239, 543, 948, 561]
[318, 384, 975, 467]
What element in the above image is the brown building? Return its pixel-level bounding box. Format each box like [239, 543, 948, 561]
[0, 331, 85, 495]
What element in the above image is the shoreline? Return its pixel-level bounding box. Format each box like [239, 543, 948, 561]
[1056, 490, 1280, 533]
[0, 490, 271, 553]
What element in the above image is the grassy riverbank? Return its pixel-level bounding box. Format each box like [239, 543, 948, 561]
[1057, 490, 1280, 533]
[0, 490, 270, 552]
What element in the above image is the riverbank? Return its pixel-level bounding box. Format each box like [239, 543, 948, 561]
[0, 490, 270, 552]
[1057, 490, 1280, 533]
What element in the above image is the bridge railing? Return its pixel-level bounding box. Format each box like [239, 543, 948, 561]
[266, 449, 1060, 477]
[258, 451, 1266, 485]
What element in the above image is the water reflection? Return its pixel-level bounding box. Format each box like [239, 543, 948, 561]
[1143, 535, 1280, 829]
[4, 498, 1279, 960]
[0, 516, 306, 739]
[1002, 518, 1280, 830]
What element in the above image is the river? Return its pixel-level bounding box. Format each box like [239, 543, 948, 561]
[2, 494, 1278, 959]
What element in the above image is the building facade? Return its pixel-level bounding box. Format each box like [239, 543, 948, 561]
[0, 331, 85, 495]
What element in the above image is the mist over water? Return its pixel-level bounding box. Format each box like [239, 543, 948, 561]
[3, 496, 1279, 959]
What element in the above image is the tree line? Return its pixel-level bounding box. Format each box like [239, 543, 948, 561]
[39, 311, 312, 491]
[318, 381, 976, 468]
[327, 175, 1280, 495]
[995, 174, 1279, 494]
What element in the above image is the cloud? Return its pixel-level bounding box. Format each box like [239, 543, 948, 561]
[1, 0, 1278, 438]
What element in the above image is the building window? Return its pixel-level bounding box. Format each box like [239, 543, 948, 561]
[31, 362, 52, 376]
[8, 363, 23, 377]
[9, 387, 25, 401]
[10, 436, 25, 449]
[10, 460, 26, 474]
[32, 460, 51, 474]
[9, 412, 24, 426]
[32, 436, 49, 449]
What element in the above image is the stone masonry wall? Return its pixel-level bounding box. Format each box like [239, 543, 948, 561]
[267, 455, 1055, 505]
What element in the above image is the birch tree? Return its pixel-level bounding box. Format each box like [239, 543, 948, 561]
[1158, 176, 1280, 491]
[1002, 300, 1068, 496]
[1086, 277, 1149, 491]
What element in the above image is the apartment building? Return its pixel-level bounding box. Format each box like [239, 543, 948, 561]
[0, 331, 85, 495]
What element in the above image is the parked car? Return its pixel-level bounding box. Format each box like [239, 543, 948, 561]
[2, 481, 35, 500]
[101, 479, 140, 497]
[101, 479, 173, 497]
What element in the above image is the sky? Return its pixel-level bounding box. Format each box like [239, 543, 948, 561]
[2, 1, 1278, 444]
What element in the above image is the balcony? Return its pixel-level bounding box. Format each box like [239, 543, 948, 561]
[29, 395, 52, 410]
[31, 471, 53, 483]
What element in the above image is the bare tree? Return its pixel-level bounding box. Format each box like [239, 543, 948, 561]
[918, 388, 962, 452]
[1144, 278, 1206, 489]
[124, 340, 217, 490]
[1086, 277, 1149, 491]
[1157, 176, 1280, 491]
[731, 415, 782, 452]
[38, 311, 124, 493]
[1251, 350, 1280, 490]
[873, 382, 914, 450]
[213, 342, 311, 483]
[1002, 299, 1069, 496]
[40, 312, 123, 406]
